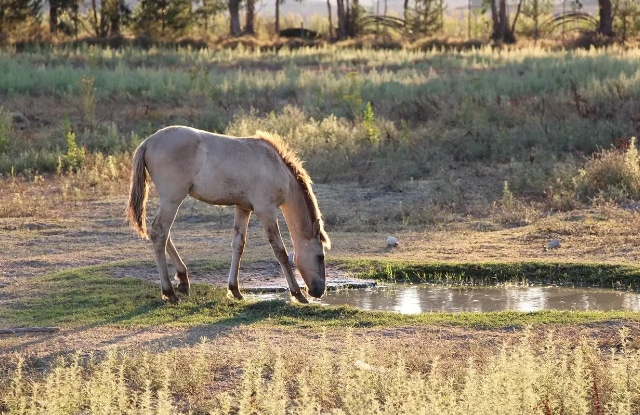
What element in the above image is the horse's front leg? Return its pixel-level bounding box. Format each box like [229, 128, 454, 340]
[227, 206, 251, 300]
[256, 211, 308, 304]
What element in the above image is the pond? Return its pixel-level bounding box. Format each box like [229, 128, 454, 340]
[248, 284, 640, 314]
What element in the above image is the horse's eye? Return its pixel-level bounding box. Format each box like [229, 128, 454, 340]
[318, 255, 325, 262]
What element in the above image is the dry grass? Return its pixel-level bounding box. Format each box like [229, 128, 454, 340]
[2, 324, 640, 414]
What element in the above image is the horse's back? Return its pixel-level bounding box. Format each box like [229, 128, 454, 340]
[142, 126, 205, 198]
[143, 126, 290, 210]
[190, 130, 291, 209]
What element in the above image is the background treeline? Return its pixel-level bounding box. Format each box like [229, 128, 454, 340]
[2, 0, 640, 46]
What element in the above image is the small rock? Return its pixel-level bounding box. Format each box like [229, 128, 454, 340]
[387, 236, 399, 247]
[288, 251, 295, 267]
[547, 239, 561, 249]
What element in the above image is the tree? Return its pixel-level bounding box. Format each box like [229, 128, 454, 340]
[332, 0, 367, 39]
[49, 0, 78, 34]
[326, 0, 332, 37]
[87, 0, 130, 37]
[336, 0, 347, 38]
[131, 0, 193, 38]
[519, 0, 552, 38]
[245, 0, 254, 34]
[615, 0, 640, 41]
[488, 0, 518, 43]
[405, 0, 446, 36]
[0, 0, 42, 36]
[193, 0, 226, 32]
[597, 0, 614, 35]
[228, 0, 241, 35]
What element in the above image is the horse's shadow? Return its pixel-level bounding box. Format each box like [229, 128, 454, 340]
[1, 286, 346, 364]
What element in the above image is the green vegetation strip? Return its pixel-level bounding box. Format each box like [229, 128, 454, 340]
[2, 264, 640, 330]
[345, 259, 640, 290]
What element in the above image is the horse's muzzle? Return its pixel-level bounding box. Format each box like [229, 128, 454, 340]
[308, 282, 325, 298]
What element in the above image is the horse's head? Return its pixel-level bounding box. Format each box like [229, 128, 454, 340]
[295, 219, 329, 298]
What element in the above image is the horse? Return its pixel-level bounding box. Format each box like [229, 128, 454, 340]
[126, 126, 331, 304]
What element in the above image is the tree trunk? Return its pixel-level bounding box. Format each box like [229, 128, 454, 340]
[327, 0, 333, 38]
[275, 0, 280, 34]
[490, 0, 499, 38]
[352, 0, 359, 37]
[491, 0, 517, 43]
[49, 1, 58, 33]
[597, 0, 614, 36]
[228, 0, 241, 36]
[403, 0, 409, 26]
[245, 0, 255, 34]
[498, 0, 508, 38]
[90, 0, 99, 36]
[99, 0, 109, 37]
[110, 1, 121, 36]
[336, 0, 346, 39]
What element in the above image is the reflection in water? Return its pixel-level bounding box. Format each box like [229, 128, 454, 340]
[249, 285, 640, 314]
[395, 286, 422, 314]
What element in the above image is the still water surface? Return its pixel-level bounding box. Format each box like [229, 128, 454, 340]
[250, 285, 640, 314]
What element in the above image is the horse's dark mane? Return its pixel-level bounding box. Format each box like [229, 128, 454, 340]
[255, 131, 330, 248]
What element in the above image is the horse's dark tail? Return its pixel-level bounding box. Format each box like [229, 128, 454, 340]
[126, 141, 150, 239]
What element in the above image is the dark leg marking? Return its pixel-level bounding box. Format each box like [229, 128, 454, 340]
[175, 270, 190, 295]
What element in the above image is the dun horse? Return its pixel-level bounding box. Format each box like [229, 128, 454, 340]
[126, 126, 331, 304]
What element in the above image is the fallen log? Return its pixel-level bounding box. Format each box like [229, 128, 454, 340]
[0, 327, 60, 335]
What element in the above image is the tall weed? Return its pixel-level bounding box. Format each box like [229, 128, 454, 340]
[3, 329, 640, 414]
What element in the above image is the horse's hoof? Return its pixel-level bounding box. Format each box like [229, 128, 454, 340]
[227, 288, 244, 300]
[176, 282, 190, 296]
[162, 292, 180, 304]
[291, 292, 309, 304]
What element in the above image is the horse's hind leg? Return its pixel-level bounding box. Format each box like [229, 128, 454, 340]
[166, 233, 189, 295]
[227, 206, 251, 300]
[149, 200, 183, 304]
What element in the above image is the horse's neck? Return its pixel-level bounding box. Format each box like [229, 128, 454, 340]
[280, 185, 313, 248]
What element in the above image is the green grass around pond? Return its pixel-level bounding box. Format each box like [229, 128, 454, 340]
[346, 259, 640, 290]
[2, 264, 640, 330]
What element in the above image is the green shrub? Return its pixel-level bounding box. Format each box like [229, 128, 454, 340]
[58, 129, 86, 173]
[0, 108, 11, 154]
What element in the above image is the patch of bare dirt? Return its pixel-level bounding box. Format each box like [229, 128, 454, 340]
[3, 177, 640, 355]
[3, 178, 640, 295]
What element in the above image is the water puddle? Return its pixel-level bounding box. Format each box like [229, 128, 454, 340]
[248, 285, 640, 314]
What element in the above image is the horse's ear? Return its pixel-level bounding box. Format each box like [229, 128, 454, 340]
[312, 218, 321, 238]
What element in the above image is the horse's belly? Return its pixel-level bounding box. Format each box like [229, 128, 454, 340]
[188, 187, 253, 211]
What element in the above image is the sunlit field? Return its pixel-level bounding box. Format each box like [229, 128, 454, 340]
[3, 43, 640, 414]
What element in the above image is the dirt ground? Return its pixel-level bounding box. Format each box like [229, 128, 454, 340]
[3, 178, 640, 356]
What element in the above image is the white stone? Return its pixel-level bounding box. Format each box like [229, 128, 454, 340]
[548, 239, 561, 249]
